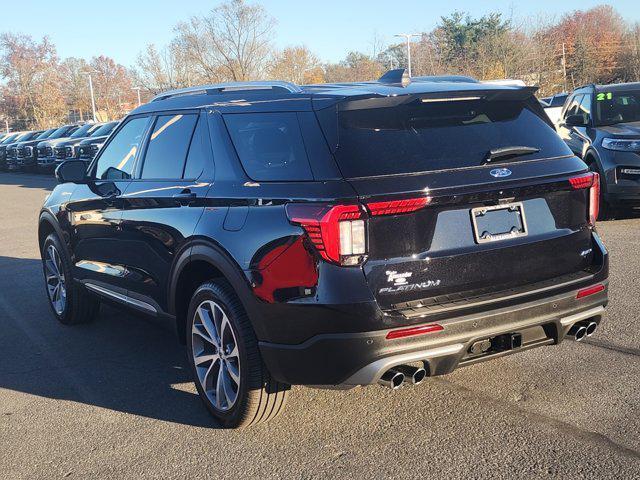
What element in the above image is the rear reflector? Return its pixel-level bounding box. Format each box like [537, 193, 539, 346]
[576, 284, 605, 299]
[367, 197, 431, 216]
[386, 323, 444, 340]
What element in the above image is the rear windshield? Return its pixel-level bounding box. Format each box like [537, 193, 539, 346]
[326, 97, 571, 178]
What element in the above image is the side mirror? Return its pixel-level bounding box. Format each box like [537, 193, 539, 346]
[55, 161, 88, 184]
[565, 114, 588, 127]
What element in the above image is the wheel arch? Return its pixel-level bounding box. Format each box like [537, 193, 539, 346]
[38, 211, 67, 256]
[169, 239, 262, 344]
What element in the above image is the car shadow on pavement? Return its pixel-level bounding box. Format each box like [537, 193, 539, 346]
[0, 172, 56, 191]
[0, 255, 222, 429]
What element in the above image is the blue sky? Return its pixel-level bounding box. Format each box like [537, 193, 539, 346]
[2, 1, 638, 67]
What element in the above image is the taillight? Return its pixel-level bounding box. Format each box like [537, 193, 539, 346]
[285, 203, 367, 266]
[569, 172, 599, 226]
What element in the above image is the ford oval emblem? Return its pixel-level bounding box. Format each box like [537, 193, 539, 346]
[490, 168, 512, 178]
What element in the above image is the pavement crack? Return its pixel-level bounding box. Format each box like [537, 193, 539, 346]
[435, 377, 640, 461]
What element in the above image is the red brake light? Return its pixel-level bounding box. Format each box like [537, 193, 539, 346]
[569, 172, 599, 226]
[386, 323, 444, 340]
[569, 173, 594, 190]
[285, 203, 366, 265]
[366, 197, 431, 216]
[576, 284, 605, 299]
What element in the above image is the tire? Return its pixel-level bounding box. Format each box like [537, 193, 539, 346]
[186, 280, 289, 428]
[41, 233, 100, 325]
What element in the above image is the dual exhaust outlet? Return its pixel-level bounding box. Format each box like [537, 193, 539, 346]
[567, 320, 598, 342]
[378, 364, 427, 389]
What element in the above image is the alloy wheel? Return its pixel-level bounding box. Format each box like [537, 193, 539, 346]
[191, 300, 241, 411]
[45, 244, 66, 315]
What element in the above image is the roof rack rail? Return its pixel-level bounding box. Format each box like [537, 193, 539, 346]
[412, 75, 479, 84]
[151, 81, 302, 102]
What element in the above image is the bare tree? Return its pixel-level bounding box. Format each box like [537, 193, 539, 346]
[175, 0, 276, 82]
[135, 41, 196, 94]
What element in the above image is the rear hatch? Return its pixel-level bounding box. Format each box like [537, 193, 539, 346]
[316, 87, 599, 312]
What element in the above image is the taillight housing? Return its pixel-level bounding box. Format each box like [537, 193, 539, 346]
[285, 203, 367, 266]
[569, 172, 599, 226]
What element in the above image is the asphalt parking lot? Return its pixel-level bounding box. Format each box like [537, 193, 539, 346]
[0, 172, 638, 479]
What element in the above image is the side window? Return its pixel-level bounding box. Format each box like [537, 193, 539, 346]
[564, 95, 583, 119]
[183, 117, 208, 179]
[223, 112, 313, 181]
[95, 117, 150, 180]
[140, 114, 198, 179]
[578, 94, 592, 124]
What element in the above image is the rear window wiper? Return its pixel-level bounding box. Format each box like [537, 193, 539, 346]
[483, 146, 540, 164]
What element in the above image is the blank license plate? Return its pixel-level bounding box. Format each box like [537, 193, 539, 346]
[471, 202, 528, 244]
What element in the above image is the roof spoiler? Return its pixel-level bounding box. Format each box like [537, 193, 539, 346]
[377, 69, 480, 87]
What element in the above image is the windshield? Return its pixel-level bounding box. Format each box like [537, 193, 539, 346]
[90, 122, 117, 137]
[36, 128, 56, 140]
[595, 90, 640, 126]
[326, 97, 571, 178]
[70, 124, 99, 138]
[1, 134, 19, 144]
[48, 126, 72, 139]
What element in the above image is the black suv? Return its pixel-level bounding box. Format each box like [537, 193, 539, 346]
[51, 123, 106, 168]
[557, 82, 640, 215]
[39, 70, 609, 428]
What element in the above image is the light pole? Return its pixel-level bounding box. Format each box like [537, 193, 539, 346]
[133, 87, 142, 107]
[394, 33, 421, 77]
[86, 73, 97, 122]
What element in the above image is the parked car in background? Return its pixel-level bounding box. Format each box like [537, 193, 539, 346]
[74, 121, 119, 164]
[540, 93, 568, 126]
[557, 82, 640, 216]
[40, 72, 608, 428]
[0, 132, 28, 170]
[35, 124, 81, 171]
[5, 131, 44, 171]
[15, 128, 59, 171]
[52, 123, 105, 168]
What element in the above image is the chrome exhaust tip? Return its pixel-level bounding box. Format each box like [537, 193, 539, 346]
[394, 365, 427, 385]
[568, 323, 587, 342]
[586, 321, 598, 337]
[378, 368, 405, 389]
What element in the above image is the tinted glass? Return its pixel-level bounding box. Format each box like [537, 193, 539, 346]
[1, 134, 19, 144]
[327, 98, 572, 178]
[95, 117, 150, 180]
[140, 114, 198, 179]
[69, 124, 96, 138]
[48, 126, 75, 139]
[594, 90, 640, 125]
[36, 128, 56, 140]
[564, 95, 583, 118]
[224, 112, 313, 181]
[550, 94, 568, 107]
[91, 122, 118, 137]
[578, 94, 592, 123]
[183, 117, 207, 179]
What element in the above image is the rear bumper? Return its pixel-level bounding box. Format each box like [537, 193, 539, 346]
[259, 284, 608, 386]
